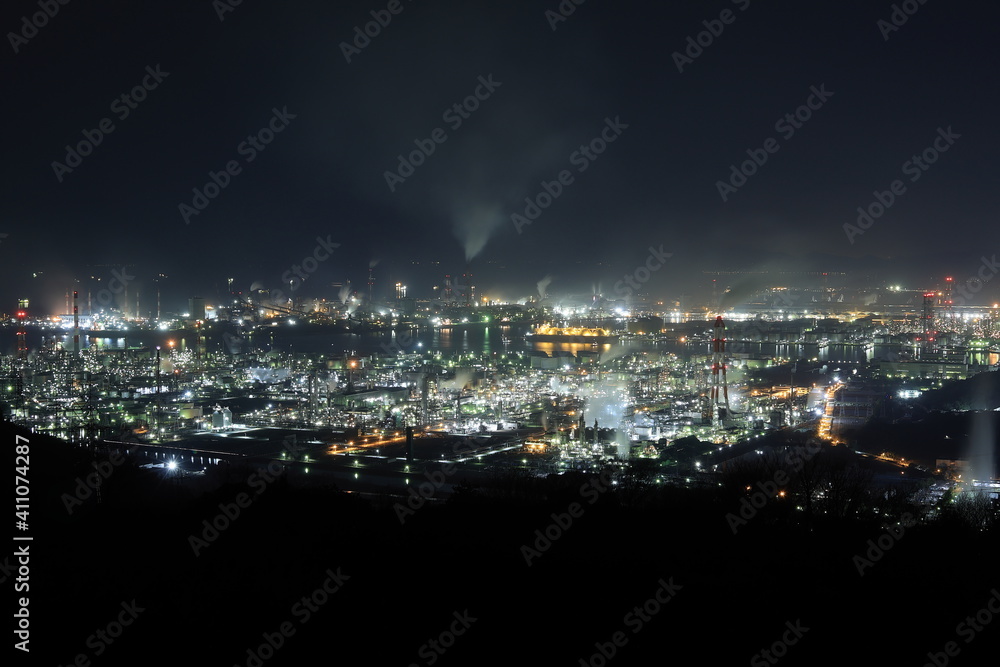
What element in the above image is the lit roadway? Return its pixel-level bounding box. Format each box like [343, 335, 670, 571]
[330, 432, 408, 455]
[113, 434, 524, 500]
[818, 382, 844, 443]
[816, 382, 922, 476]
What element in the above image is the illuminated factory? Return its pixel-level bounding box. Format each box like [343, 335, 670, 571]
[525, 324, 618, 343]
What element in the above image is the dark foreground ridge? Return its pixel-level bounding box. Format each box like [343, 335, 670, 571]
[9, 421, 999, 666]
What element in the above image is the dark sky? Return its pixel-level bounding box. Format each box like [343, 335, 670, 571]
[3, 0, 999, 313]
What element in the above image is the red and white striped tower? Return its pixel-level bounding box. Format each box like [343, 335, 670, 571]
[710, 315, 730, 421]
[15, 300, 28, 360]
[15, 300, 28, 410]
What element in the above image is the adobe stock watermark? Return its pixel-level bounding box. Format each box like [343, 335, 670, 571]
[7, 0, 73, 55]
[922, 588, 1000, 667]
[340, 0, 416, 64]
[379, 325, 422, 356]
[951, 254, 999, 306]
[178, 106, 296, 225]
[53, 599, 145, 665]
[393, 440, 477, 523]
[234, 567, 350, 667]
[51, 65, 170, 183]
[269, 235, 341, 304]
[843, 126, 959, 244]
[213, 0, 245, 22]
[716, 84, 834, 202]
[61, 446, 139, 514]
[578, 577, 682, 667]
[614, 246, 672, 297]
[94, 266, 135, 309]
[852, 512, 916, 576]
[726, 440, 822, 534]
[279, 433, 306, 460]
[223, 330, 247, 354]
[877, 0, 930, 42]
[187, 457, 290, 556]
[384, 74, 502, 192]
[768, 289, 800, 309]
[12, 546, 29, 653]
[672, 0, 752, 73]
[0, 554, 16, 586]
[750, 619, 810, 666]
[408, 610, 477, 667]
[512, 116, 628, 234]
[521, 468, 615, 566]
[545, 0, 587, 31]
[742, 319, 771, 343]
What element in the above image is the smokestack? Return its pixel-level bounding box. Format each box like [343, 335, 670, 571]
[421, 374, 429, 425]
[464, 261, 472, 306]
[73, 290, 80, 355]
[406, 426, 413, 463]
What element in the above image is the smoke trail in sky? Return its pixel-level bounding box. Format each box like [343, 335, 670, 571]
[537, 275, 553, 300]
[452, 201, 504, 262]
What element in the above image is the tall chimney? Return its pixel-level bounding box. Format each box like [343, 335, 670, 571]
[73, 290, 80, 355]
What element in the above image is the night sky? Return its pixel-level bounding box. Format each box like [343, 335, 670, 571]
[3, 0, 999, 312]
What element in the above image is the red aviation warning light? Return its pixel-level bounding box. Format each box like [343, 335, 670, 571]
[15, 299, 29, 358]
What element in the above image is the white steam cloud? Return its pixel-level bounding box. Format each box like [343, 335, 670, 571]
[452, 200, 505, 262]
[537, 275, 553, 300]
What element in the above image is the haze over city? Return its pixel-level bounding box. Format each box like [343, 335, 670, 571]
[4, 1, 1000, 665]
